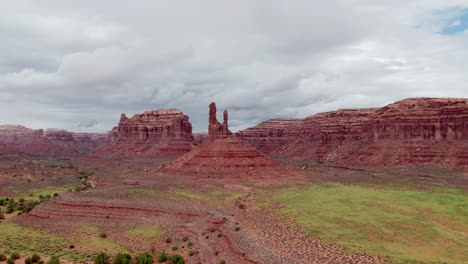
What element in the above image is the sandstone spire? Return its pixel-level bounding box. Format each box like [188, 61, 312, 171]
[208, 102, 232, 138]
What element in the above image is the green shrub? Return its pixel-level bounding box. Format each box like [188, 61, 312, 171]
[182, 236, 189, 242]
[113, 253, 132, 264]
[171, 246, 178, 251]
[235, 227, 240, 231]
[187, 242, 193, 247]
[38, 261, 44, 264]
[25, 257, 32, 264]
[0, 254, 6, 261]
[94, 253, 110, 264]
[219, 260, 226, 264]
[69, 245, 75, 249]
[209, 228, 215, 233]
[217, 233, 223, 238]
[168, 254, 184, 264]
[31, 253, 41, 263]
[7, 258, 14, 264]
[6, 206, 15, 214]
[157, 252, 169, 262]
[11, 252, 20, 260]
[135, 253, 153, 264]
[0, 199, 4, 206]
[47, 256, 60, 264]
[99, 233, 107, 238]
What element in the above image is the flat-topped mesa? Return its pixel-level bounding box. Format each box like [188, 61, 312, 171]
[0, 125, 108, 157]
[208, 102, 232, 139]
[237, 98, 468, 167]
[103, 108, 194, 157]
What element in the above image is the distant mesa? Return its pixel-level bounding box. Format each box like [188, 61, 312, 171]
[159, 103, 297, 178]
[100, 108, 194, 158]
[0, 125, 107, 157]
[237, 98, 468, 168]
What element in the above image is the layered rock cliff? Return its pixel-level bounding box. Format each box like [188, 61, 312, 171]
[0, 125, 108, 157]
[236, 98, 468, 167]
[101, 109, 194, 157]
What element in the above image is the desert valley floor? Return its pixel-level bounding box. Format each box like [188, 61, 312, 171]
[0, 99, 467, 264]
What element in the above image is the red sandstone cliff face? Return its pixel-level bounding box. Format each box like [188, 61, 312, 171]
[237, 98, 468, 167]
[101, 109, 194, 157]
[0, 125, 108, 157]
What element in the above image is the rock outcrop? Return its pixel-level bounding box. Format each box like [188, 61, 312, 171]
[0, 125, 108, 157]
[208, 102, 232, 138]
[159, 103, 297, 178]
[101, 109, 194, 158]
[237, 98, 468, 167]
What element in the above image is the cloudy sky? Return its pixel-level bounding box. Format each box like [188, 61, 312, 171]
[1, 0, 468, 133]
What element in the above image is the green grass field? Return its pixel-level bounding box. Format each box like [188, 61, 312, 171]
[269, 183, 468, 263]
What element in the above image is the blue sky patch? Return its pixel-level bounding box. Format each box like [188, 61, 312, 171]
[440, 9, 468, 35]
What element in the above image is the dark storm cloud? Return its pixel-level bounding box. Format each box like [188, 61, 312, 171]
[0, 0, 467, 132]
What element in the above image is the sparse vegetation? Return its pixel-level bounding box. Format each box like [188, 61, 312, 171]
[11, 252, 20, 260]
[135, 252, 153, 264]
[217, 233, 223, 238]
[219, 260, 226, 264]
[157, 252, 169, 262]
[238, 204, 246, 210]
[168, 254, 184, 264]
[113, 253, 132, 264]
[235, 227, 240, 231]
[7, 257, 14, 264]
[46, 256, 60, 264]
[94, 253, 110, 264]
[0, 254, 6, 261]
[171, 245, 178, 251]
[31, 253, 41, 263]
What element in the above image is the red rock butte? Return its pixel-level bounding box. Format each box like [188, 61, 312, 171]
[160, 103, 295, 178]
[100, 109, 194, 157]
[237, 98, 468, 167]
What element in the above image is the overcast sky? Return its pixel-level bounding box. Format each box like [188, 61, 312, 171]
[1, 0, 467, 133]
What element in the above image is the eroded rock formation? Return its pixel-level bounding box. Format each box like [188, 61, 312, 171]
[208, 102, 232, 138]
[159, 103, 297, 178]
[237, 98, 468, 167]
[101, 109, 194, 157]
[0, 125, 108, 157]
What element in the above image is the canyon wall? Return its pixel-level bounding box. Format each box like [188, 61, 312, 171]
[0, 125, 108, 157]
[101, 109, 194, 157]
[236, 98, 468, 167]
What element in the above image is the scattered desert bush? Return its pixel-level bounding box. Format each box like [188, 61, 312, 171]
[113, 253, 132, 264]
[219, 260, 226, 264]
[46, 256, 60, 264]
[157, 252, 169, 262]
[99, 233, 108, 238]
[168, 254, 184, 264]
[209, 228, 215, 233]
[217, 233, 223, 238]
[135, 252, 153, 264]
[165, 237, 172, 243]
[238, 204, 246, 209]
[11, 252, 20, 260]
[31, 253, 41, 263]
[69, 245, 75, 249]
[171, 246, 178, 251]
[187, 241, 193, 247]
[94, 253, 110, 264]
[182, 236, 189, 242]
[235, 227, 240, 231]
[7, 257, 14, 264]
[0, 253, 6, 261]
[25, 257, 32, 264]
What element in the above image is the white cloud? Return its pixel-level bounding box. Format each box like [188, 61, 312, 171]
[0, 0, 467, 132]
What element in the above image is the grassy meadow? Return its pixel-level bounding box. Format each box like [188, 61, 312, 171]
[268, 183, 468, 263]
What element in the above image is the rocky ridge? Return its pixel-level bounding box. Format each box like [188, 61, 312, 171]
[237, 98, 468, 167]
